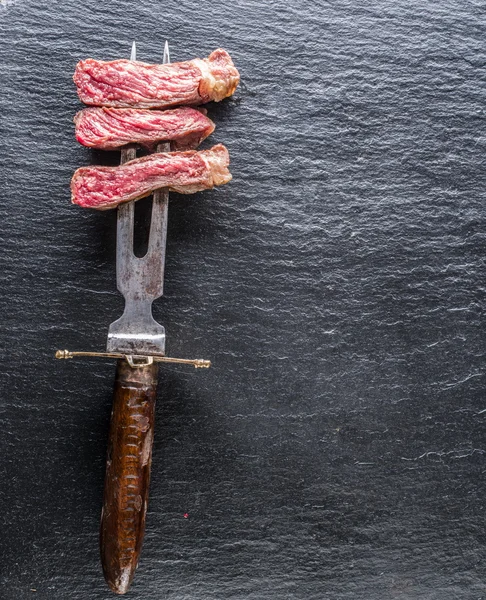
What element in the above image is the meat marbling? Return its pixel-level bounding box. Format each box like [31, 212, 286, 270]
[74, 49, 240, 108]
[71, 144, 231, 210]
[74, 106, 215, 151]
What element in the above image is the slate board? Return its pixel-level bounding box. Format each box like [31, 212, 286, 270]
[1, 1, 485, 598]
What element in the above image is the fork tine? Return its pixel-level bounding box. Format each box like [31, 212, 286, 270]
[163, 40, 170, 63]
[116, 147, 137, 296]
[147, 188, 169, 258]
[116, 201, 135, 295]
[140, 42, 171, 288]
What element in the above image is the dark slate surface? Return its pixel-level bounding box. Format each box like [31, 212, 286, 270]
[1, 0, 485, 598]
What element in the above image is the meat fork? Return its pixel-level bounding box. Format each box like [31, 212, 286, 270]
[98, 40, 172, 596]
[57, 41, 210, 595]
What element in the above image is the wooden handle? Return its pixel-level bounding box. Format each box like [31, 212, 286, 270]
[100, 359, 159, 595]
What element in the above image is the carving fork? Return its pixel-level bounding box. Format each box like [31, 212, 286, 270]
[56, 41, 210, 594]
[95, 41, 210, 594]
[98, 40, 172, 595]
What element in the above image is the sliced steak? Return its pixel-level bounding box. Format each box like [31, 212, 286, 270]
[74, 49, 240, 108]
[71, 144, 231, 210]
[74, 106, 215, 151]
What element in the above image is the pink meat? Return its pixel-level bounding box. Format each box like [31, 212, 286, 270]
[74, 106, 215, 151]
[71, 144, 231, 210]
[74, 49, 240, 108]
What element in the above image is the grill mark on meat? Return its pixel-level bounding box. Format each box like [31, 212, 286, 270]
[74, 49, 239, 108]
[74, 106, 215, 151]
[71, 144, 231, 210]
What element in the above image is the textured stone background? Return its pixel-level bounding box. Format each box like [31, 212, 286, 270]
[1, 1, 485, 598]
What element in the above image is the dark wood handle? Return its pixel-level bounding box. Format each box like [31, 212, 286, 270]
[100, 359, 159, 595]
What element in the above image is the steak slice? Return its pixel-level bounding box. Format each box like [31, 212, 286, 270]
[74, 106, 215, 151]
[74, 49, 240, 108]
[71, 144, 231, 210]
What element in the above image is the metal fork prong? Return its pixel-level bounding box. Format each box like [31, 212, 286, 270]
[138, 43, 171, 288]
[163, 40, 170, 63]
[116, 147, 137, 297]
[116, 202, 135, 290]
[147, 143, 170, 250]
[148, 191, 168, 257]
